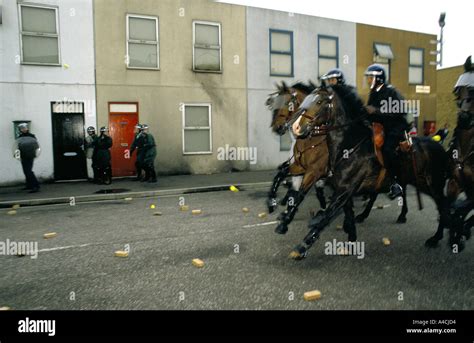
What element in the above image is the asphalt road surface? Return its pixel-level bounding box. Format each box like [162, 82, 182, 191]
[0, 185, 472, 310]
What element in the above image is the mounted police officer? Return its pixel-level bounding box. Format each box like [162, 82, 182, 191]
[130, 124, 144, 181]
[364, 64, 408, 199]
[141, 124, 157, 183]
[94, 126, 113, 184]
[85, 126, 99, 183]
[13, 123, 40, 193]
[321, 68, 346, 86]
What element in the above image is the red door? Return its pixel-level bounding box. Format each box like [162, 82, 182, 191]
[109, 103, 138, 177]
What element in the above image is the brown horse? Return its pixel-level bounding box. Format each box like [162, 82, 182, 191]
[443, 56, 474, 250]
[289, 85, 453, 260]
[266, 81, 328, 234]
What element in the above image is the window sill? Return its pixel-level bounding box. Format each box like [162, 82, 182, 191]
[21, 62, 61, 67]
[126, 67, 160, 71]
[183, 152, 213, 155]
[193, 69, 223, 74]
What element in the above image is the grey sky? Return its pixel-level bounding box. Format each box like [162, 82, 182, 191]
[218, 0, 473, 69]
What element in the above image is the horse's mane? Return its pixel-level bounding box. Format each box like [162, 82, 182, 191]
[330, 84, 365, 120]
[291, 81, 316, 95]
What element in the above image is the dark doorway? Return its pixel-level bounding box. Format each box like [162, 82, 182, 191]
[51, 102, 87, 180]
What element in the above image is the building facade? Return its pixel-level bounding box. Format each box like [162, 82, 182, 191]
[93, 0, 248, 176]
[0, 0, 96, 185]
[356, 24, 438, 136]
[1, 1, 449, 185]
[246, 7, 357, 170]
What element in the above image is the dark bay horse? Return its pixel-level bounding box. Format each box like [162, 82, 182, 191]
[444, 56, 474, 250]
[289, 85, 453, 260]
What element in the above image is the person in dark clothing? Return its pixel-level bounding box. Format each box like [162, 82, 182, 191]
[85, 126, 99, 183]
[94, 126, 113, 185]
[140, 124, 157, 183]
[130, 124, 144, 181]
[364, 64, 408, 200]
[14, 123, 40, 193]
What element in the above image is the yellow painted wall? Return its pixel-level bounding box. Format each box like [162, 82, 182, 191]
[356, 24, 438, 130]
[436, 65, 464, 147]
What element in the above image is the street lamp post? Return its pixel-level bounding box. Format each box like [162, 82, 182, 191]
[438, 12, 446, 67]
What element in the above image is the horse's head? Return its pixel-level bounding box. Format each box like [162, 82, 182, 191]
[292, 87, 335, 139]
[454, 56, 474, 114]
[266, 81, 311, 136]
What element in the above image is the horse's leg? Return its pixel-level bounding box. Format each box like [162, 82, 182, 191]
[396, 184, 408, 224]
[425, 194, 450, 248]
[315, 179, 327, 209]
[279, 179, 292, 205]
[355, 193, 377, 223]
[267, 160, 290, 213]
[290, 187, 353, 260]
[449, 198, 473, 252]
[275, 173, 315, 235]
[343, 197, 357, 242]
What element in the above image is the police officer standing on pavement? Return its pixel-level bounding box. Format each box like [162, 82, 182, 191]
[94, 126, 113, 184]
[364, 64, 408, 200]
[13, 123, 40, 193]
[130, 124, 144, 181]
[140, 124, 157, 183]
[85, 126, 99, 183]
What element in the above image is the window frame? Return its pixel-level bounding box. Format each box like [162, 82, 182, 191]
[269, 29, 294, 77]
[373, 42, 392, 83]
[192, 20, 222, 73]
[126, 13, 160, 70]
[18, 3, 61, 66]
[318, 34, 339, 79]
[182, 103, 213, 155]
[408, 47, 424, 85]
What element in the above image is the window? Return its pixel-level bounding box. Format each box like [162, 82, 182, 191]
[280, 132, 292, 151]
[409, 48, 424, 85]
[126, 14, 159, 69]
[183, 104, 212, 154]
[193, 21, 222, 72]
[373, 43, 393, 82]
[318, 35, 339, 78]
[18, 4, 60, 65]
[269, 29, 293, 77]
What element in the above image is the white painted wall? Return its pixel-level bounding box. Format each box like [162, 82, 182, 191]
[246, 6, 357, 170]
[0, 0, 96, 185]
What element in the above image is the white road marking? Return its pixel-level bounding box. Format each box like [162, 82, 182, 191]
[37, 243, 94, 253]
[243, 221, 278, 228]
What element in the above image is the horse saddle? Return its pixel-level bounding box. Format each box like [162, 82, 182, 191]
[372, 123, 385, 167]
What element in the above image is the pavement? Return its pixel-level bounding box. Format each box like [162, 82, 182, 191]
[0, 184, 472, 310]
[0, 170, 275, 208]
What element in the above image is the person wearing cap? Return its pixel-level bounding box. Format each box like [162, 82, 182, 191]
[140, 124, 157, 183]
[321, 68, 346, 86]
[94, 126, 113, 184]
[85, 126, 99, 182]
[13, 123, 40, 193]
[130, 124, 144, 181]
[364, 64, 408, 200]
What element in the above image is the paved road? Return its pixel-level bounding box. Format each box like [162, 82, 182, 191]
[0, 185, 472, 310]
